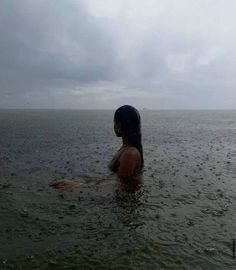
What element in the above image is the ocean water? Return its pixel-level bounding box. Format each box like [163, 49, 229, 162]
[0, 109, 236, 269]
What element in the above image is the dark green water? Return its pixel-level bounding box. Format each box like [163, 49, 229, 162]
[0, 109, 236, 269]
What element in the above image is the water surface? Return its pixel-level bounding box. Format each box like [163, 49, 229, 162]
[0, 109, 236, 269]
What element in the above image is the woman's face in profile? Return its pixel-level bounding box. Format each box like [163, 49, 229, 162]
[114, 120, 122, 137]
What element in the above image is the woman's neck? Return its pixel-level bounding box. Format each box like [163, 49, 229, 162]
[122, 136, 130, 146]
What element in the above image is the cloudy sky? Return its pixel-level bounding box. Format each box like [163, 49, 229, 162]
[0, 0, 236, 109]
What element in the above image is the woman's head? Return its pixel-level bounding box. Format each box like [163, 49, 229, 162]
[114, 105, 144, 168]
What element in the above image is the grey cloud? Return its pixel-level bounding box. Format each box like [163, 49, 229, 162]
[0, 0, 120, 96]
[0, 0, 235, 109]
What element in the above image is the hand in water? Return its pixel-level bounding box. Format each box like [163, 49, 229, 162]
[49, 179, 77, 189]
[49, 178, 116, 189]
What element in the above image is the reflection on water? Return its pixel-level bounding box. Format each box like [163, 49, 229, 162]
[115, 171, 143, 195]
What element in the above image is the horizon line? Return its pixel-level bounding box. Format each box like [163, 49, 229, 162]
[0, 108, 236, 111]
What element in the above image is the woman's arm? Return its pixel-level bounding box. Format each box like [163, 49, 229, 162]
[49, 178, 114, 189]
[49, 179, 78, 189]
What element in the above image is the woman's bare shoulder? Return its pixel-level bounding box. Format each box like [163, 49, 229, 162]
[117, 147, 141, 178]
[123, 146, 140, 156]
[119, 146, 141, 164]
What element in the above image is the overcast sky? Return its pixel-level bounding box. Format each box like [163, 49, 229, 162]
[0, 0, 236, 109]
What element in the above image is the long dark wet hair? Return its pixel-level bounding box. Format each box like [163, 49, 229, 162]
[114, 105, 144, 168]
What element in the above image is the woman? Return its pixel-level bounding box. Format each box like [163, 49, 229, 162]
[50, 105, 144, 189]
[108, 105, 144, 178]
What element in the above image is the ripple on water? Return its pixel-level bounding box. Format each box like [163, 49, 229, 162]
[1, 110, 236, 269]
